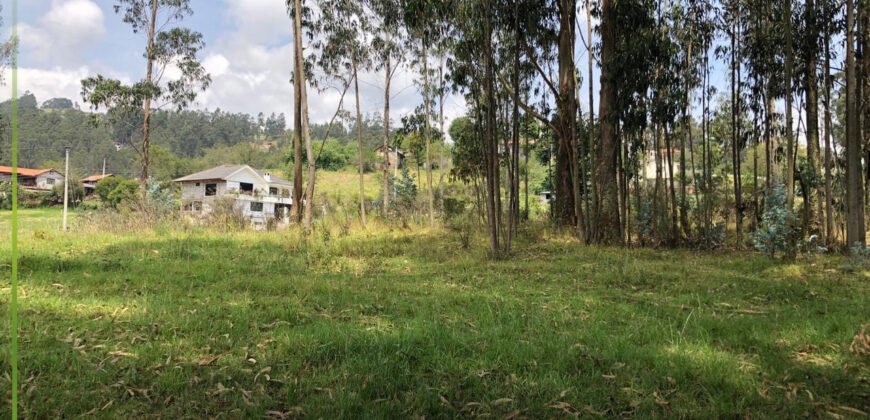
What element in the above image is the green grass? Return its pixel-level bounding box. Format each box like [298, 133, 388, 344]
[1, 208, 869, 418]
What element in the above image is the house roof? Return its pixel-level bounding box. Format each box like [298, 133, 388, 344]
[374, 145, 405, 156]
[174, 164, 292, 186]
[82, 174, 113, 183]
[0, 166, 60, 177]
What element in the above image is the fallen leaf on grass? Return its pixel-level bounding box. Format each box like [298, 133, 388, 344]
[850, 324, 870, 356]
[197, 354, 222, 366]
[107, 351, 136, 358]
[491, 397, 513, 406]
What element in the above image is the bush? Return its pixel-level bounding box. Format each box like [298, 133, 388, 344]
[752, 184, 798, 259]
[95, 177, 140, 208]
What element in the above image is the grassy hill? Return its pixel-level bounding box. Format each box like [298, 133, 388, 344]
[1, 209, 868, 417]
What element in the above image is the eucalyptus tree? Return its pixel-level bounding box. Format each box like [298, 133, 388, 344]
[314, 0, 373, 226]
[403, 0, 453, 226]
[784, 0, 796, 213]
[81, 0, 210, 194]
[819, 0, 837, 245]
[594, 0, 629, 245]
[801, 0, 822, 235]
[287, 0, 317, 230]
[845, 0, 865, 248]
[369, 0, 405, 214]
[674, 0, 716, 239]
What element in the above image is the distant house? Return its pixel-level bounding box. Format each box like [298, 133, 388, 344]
[643, 149, 681, 180]
[374, 146, 406, 170]
[0, 166, 64, 191]
[174, 164, 294, 225]
[82, 174, 114, 195]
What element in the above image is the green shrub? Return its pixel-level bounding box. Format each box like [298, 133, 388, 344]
[96, 177, 140, 208]
[752, 184, 798, 259]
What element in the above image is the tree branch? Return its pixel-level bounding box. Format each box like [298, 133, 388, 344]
[523, 43, 559, 98]
[497, 71, 557, 133]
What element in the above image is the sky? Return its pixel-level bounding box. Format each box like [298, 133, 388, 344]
[0, 0, 471, 132]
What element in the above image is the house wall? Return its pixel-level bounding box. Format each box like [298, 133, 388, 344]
[225, 169, 266, 195]
[35, 172, 64, 189]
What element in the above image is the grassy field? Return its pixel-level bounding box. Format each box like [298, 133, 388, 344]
[1, 208, 869, 418]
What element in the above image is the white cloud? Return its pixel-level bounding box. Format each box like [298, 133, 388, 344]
[20, 0, 106, 67]
[0, 66, 90, 106]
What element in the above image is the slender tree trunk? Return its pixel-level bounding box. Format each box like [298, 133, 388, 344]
[594, 0, 622, 245]
[806, 0, 821, 236]
[296, 0, 316, 231]
[483, 3, 500, 255]
[562, 0, 583, 238]
[731, 8, 744, 244]
[680, 44, 692, 239]
[353, 59, 366, 227]
[586, 0, 595, 235]
[550, 0, 579, 228]
[439, 55, 446, 191]
[383, 54, 392, 214]
[423, 47, 435, 226]
[823, 5, 834, 246]
[785, 0, 796, 209]
[140, 0, 158, 198]
[847, 0, 867, 248]
[291, 0, 304, 223]
[665, 126, 678, 243]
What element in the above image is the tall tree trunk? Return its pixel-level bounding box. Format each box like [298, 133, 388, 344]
[823, 4, 834, 246]
[483, 3, 500, 255]
[680, 43, 692, 239]
[594, 0, 622, 245]
[439, 55, 446, 191]
[550, 0, 578, 228]
[353, 59, 367, 227]
[291, 0, 304, 223]
[730, 7, 743, 244]
[140, 0, 158, 197]
[586, 0, 595, 235]
[296, 0, 316, 232]
[806, 0, 821, 236]
[383, 53, 392, 214]
[847, 0, 867, 248]
[423, 47, 435, 226]
[785, 0, 796, 209]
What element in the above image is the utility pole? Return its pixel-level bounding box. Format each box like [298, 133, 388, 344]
[62, 147, 70, 231]
[102, 158, 106, 176]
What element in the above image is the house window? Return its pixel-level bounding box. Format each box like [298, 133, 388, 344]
[46, 178, 55, 185]
[195, 182, 201, 187]
[240, 182, 254, 195]
[269, 187, 278, 196]
[250, 202, 263, 212]
[205, 183, 217, 196]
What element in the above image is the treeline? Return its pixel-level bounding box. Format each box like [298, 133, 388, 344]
[0, 92, 419, 182]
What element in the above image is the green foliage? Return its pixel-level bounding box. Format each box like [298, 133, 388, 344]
[448, 116, 482, 183]
[752, 184, 798, 259]
[0, 181, 10, 210]
[96, 177, 139, 208]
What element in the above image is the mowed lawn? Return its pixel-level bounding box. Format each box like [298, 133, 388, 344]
[1, 209, 869, 418]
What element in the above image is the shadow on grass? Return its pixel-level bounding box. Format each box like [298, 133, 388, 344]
[2, 230, 868, 417]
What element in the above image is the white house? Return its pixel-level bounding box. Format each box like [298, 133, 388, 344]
[0, 166, 65, 191]
[174, 164, 294, 225]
